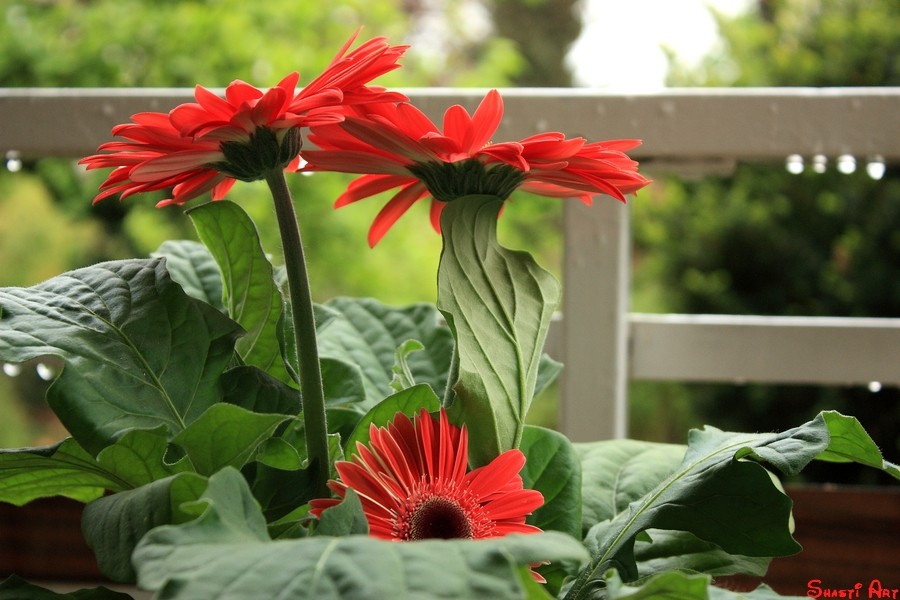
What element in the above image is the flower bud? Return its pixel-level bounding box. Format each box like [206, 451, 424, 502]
[215, 127, 303, 181]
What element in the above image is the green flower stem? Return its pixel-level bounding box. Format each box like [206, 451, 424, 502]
[265, 169, 329, 498]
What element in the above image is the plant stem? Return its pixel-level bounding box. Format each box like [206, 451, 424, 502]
[265, 169, 329, 498]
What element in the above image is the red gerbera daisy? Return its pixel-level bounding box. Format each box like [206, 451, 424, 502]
[79, 32, 407, 207]
[310, 408, 544, 575]
[302, 89, 651, 246]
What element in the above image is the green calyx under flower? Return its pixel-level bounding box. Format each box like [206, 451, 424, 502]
[408, 160, 526, 203]
[213, 127, 304, 182]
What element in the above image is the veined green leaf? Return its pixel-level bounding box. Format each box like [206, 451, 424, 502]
[133, 468, 588, 600]
[316, 297, 453, 409]
[172, 403, 293, 476]
[437, 196, 560, 467]
[520, 425, 581, 540]
[0, 439, 125, 505]
[82, 472, 207, 583]
[318, 298, 453, 412]
[250, 433, 343, 522]
[633, 529, 769, 580]
[0, 426, 194, 507]
[151, 240, 224, 312]
[0, 259, 241, 455]
[0, 575, 134, 599]
[519, 425, 583, 594]
[219, 365, 301, 415]
[602, 569, 803, 600]
[565, 411, 899, 600]
[189, 201, 293, 386]
[575, 439, 687, 536]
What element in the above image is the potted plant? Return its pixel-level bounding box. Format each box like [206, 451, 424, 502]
[0, 31, 896, 600]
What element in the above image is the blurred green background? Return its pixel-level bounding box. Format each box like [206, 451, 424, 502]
[0, 0, 898, 484]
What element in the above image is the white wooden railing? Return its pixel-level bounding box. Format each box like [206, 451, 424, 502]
[2, 87, 899, 442]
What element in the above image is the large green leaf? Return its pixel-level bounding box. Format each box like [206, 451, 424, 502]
[0, 259, 241, 455]
[0, 439, 125, 505]
[93, 426, 190, 486]
[0, 576, 134, 600]
[437, 196, 560, 467]
[316, 297, 454, 409]
[82, 472, 207, 583]
[632, 529, 769, 580]
[151, 240, 224, 311]
[188, 201, 293, 386]
[519, 426, 583, 595]
[575, 439, 687, 536]
[0, 427, 189, 505]
[220, 365, 301, 415]
[601, 570, 802, 600]
[520, 425, 581, 540]
[171, 403, 292, 476]
[133, 468, 588, 600]
[319, 357, 367, 408]
[564, 411, 900, 600]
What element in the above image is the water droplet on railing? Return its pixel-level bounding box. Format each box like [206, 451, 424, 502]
[5, 150, 22, 172]
[296, 157, 314, 177]
[866, 156, 885, 180]
[36, 362, 56, 381]
[812, 154, 827, 174]
[836, 155, 856, 174]
[785, 154, 804, 174]
[868, 381, 882, 393]
[2, 363, 22, 377]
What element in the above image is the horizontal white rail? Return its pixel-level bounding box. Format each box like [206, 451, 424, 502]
[2, 88, 899, 164]
[629, 314, 900, 386]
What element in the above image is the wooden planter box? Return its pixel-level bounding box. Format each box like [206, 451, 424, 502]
[1, 486, 898, 593]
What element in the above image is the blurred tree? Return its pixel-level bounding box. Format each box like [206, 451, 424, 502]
[489, 0, 581, 86]
[630, 0, 900, 483]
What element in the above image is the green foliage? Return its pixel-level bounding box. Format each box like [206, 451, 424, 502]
[679, 0, 900, 87]
[0, 259, 242, 455]
[0, 190, 896, 598]
[0, 575, 133, 599]
[316, 296, 454, 410]
[565, 411, 899, 599]
[603, 570, 795, 600]
[437, 196, 560, 467]
[188, 201, 294, 385]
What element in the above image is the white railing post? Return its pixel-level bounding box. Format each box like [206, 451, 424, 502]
[559, 198, 631, 441]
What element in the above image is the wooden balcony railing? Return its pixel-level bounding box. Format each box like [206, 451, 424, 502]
[2, 87, 899, 442]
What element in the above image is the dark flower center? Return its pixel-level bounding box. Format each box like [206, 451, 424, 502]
[408, 159, 526, 203]
[213, 126, 303, 181]
[408, 496, 474, 540]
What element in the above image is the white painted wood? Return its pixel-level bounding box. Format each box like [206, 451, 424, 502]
[629, 314, 900, 386]
[2, 88, 898, 162]
[560, 200, 630, 442]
